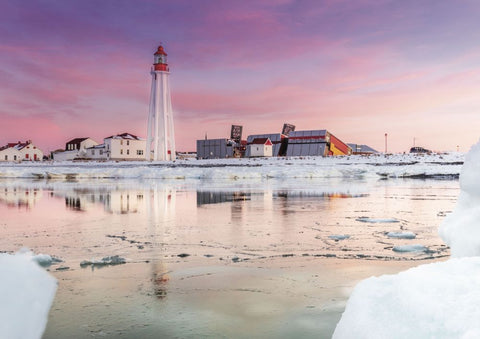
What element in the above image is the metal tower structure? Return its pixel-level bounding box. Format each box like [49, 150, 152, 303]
[146, 44, 176, 161]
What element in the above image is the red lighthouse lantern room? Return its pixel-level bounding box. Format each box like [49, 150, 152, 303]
[154, 45, 169, 71]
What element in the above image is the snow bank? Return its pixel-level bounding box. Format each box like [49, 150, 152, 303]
[439, 141, 480, 257]
[333, 258, 480, 339]
[0, 153, 464, 181]
[0, 251, 57, 339]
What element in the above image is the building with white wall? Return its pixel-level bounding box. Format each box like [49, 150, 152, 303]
[0, 141, 43, 162]
[84, 133, 146, 161]
[248, 138, 273, 157]
[0, 145, 22, 162]
[104, 133, 146, 161]
[52, 137, 98, 161]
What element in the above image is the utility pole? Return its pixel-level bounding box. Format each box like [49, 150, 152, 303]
[385, 133, 388, 154]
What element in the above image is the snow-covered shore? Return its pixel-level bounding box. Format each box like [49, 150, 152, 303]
[0, 153, 464, 180]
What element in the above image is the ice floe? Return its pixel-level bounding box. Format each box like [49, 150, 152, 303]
[80, 255, 126, 267]
[16, 248, 62, 267]
[392, 244, 428, 253]
[328, 235, 350, 241]
[356, 217, 399, 223]
[386, 231, 416, 239]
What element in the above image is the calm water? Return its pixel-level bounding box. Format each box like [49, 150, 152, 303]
[0, 177, 459, 338]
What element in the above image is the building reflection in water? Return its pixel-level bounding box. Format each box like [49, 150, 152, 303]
[0, 187, 42, 209]
[62, 190, 145, 214]
[196, 191, 250, 206]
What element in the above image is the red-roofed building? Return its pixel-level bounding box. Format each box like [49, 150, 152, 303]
[248, 138, 273, 157]
[0, 140, 43, 162]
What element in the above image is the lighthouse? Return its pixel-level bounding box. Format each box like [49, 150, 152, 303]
[146, 44, 176, 161]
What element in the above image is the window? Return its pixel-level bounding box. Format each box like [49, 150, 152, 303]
[126, 149, 130, 155]
[137, 150, 144, 155]
[127, 140, 130, 146]
[120, 149, 123, 155]
[120, 140, 123, 145]
[14, 155, 17, 161]
[91, 150, 95, 155]
[4, 155, 7, 161]
[100, 150, 103, 155]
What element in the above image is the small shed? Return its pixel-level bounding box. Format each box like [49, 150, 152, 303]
[248, 138, 273, 157]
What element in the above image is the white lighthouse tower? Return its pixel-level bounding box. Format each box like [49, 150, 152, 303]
[146, 44, 176, 161]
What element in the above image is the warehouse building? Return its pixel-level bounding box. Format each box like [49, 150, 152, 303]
[286, 130, 351, 157]
[348, 144, 379, 155]
[196, 139, 235, 159]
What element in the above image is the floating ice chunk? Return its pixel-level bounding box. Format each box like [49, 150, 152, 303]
[15, 248, 62, 267]
[32, 254, 54, 267]
[328, 235, 350, 241]
[333, 258, 480, 339]
[392, 244, 427, 253]
[0, 252, 57, 339]
[80, 255, 126, 267]
[356, 217, 399, 223]
[387, 232, 416, 239]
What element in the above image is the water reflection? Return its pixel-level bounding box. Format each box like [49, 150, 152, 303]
[0, 187, 42, 209]
[151, 261, 169, 299]
[197, 191, 251, 206]
[0, 178, 458, 262]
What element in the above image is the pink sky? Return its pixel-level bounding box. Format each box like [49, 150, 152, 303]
[1, 0, 480, 153]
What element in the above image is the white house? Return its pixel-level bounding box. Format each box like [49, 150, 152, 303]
[86, 144, 108, 160]
[104, 133, 146, 161]
[0, 145, 22, 162]
[0, 141, 43, 162]
[248, 138, 273, 157]
[85, 133, 146, 161]
[52, 137, 98, 161]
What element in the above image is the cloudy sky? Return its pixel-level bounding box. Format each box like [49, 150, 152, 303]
[1, 0, 480, 153]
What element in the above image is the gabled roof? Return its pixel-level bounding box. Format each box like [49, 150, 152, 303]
[105, 133, 143, 140]
[87, 144, 106, 149]
[66, 137, 89, 145]
[251, 138, 272, 145]
[4, 141, 31, 151]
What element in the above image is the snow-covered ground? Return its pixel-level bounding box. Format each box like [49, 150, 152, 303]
[0, 250, 57, 339]
[0, 153, 464, 180]
[334, 142, 480, 338]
